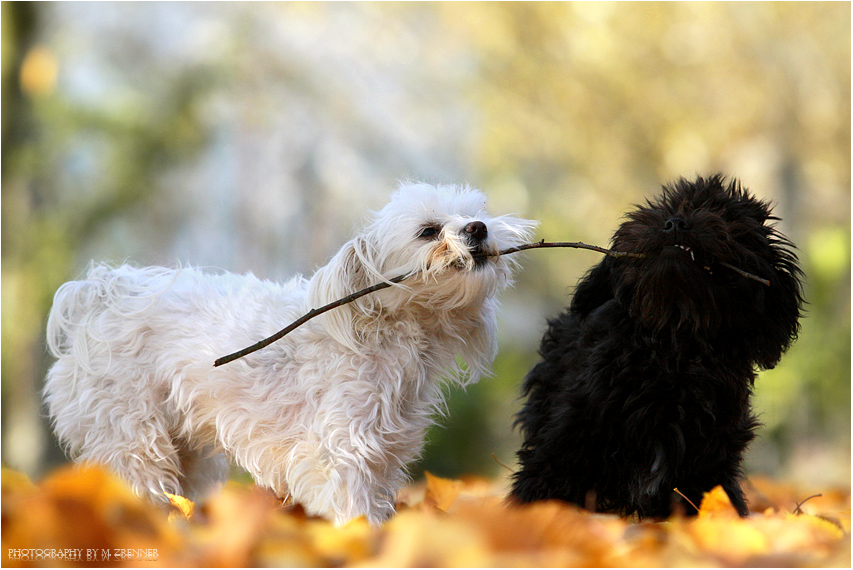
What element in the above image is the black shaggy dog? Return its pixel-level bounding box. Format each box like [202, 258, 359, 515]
[511, 175, 803, 518]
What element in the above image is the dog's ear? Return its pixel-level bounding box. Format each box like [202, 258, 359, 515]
[750, 245, 805, 369]
[308, 236, 375, 352]
[570, 257, 615, 317]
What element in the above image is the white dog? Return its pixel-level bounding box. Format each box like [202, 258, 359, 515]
[43, 182, 536, 525]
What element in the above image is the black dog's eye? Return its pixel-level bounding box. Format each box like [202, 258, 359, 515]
[418, 225, 441, 239]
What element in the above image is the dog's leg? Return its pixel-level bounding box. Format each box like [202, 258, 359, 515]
[315, 450, 397, 526]
[510, 452, 568, 504]
[75, 427, 185, 504]
[46, 365, 185, 502]
[721, 478, 749, 517]
[289, 413, 401, 525]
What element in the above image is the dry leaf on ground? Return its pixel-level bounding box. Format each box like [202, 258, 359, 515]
[2, 465, 849, 567]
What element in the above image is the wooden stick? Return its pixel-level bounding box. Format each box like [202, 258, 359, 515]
[213, 240, 769, 367]
[215, 241, 639, 367]
[479, 240, 644, 259]
[719, 261, 771, 286]
[214, 272, 411, 367]
[487, 242, 771, 285]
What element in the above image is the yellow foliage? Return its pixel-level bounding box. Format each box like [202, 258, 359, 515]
[697, 484, 739, 517]
[1, 465, 849, 567]
[422, 471, 464, 512]
[2, 464, 180, 567]
[164, 493, 195, 521]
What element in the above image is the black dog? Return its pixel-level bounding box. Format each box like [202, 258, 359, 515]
[511, 175, 803, 518]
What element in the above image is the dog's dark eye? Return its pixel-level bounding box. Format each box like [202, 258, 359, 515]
[418, 225, 441, 239]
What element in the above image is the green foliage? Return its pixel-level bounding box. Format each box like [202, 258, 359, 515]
[416, 350, 538, 479]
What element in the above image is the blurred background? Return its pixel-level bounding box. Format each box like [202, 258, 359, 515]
[2, 2, 849, 490]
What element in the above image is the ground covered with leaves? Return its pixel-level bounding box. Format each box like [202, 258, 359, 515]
[2, 465, 849, 567]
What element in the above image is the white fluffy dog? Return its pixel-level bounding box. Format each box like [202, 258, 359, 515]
[43, 182, 536, 525]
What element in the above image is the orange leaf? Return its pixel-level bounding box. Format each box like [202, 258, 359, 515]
[682, 517, 769, 564]
[362, 509, 489, 567]
[192, 482, 278, 567]
[165, 492, 195, 520]
[698, 485, 739, 517]
[423, 472, 464, 512]
[2, 464, 180, 566]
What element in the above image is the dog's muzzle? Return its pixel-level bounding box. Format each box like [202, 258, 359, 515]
[465, 221, 488, 242]
[464, 221, 491, 269]
[662, 217, 698, 262]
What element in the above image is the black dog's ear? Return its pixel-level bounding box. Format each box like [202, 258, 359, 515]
[570, 257, 615, 317]
[751, 243, 805, 369]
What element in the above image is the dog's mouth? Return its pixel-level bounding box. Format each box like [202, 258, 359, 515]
[665, 244, 718, 275]
[471, 246, 491, 269]
[451, 251, 489, 270]
[448, 245, 492, 271]
[672, 244, 696, 261]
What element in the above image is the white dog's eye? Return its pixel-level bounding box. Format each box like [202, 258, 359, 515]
[417, 225, 441, 240]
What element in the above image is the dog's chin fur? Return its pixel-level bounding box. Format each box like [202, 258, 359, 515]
[511, 174, 804, 519]
[44, 182, 536, 526]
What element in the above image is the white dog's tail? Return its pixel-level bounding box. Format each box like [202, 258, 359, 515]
[46, 263, 179, 361]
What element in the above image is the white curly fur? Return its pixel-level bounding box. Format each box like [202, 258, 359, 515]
[43, 182, 536, 525]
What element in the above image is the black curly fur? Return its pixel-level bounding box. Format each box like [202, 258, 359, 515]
[511, 175, 804, 518]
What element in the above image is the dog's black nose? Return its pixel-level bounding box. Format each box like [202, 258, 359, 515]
[664, 217, 688, 233]
[464, 221, 488, 241]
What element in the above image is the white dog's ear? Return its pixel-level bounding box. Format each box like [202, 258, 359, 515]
[308, 236, 376, 352]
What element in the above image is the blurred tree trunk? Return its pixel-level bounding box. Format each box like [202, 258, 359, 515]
[1, 1, 59, 473]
